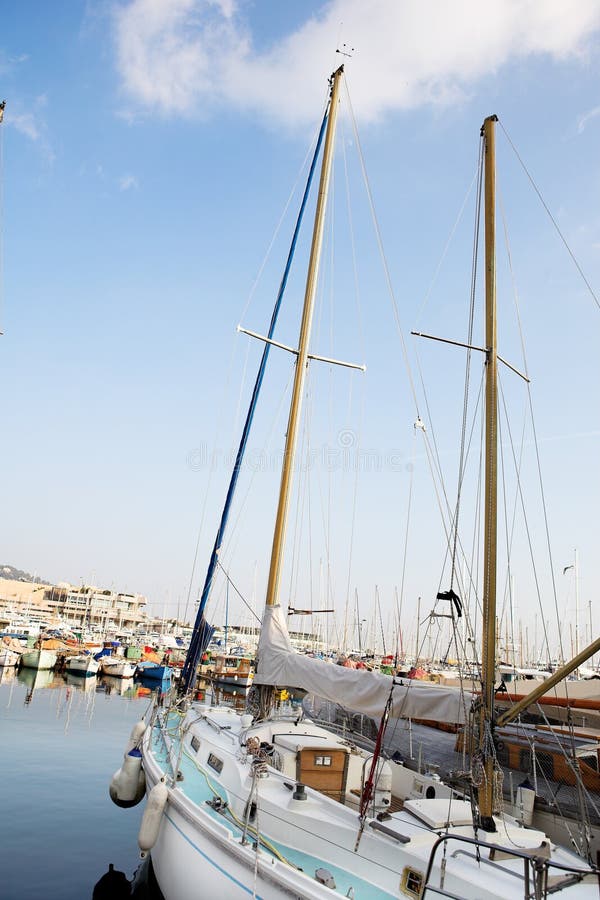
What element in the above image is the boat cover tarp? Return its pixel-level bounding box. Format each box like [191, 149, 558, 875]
[1, 636, 23, 652]
[254, 605, 470, 724]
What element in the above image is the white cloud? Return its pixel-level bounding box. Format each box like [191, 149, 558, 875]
[0, 50, 29, 76]
[6, 95, 53, 161]
[11, 111, 40, 141]
[114, 0, 247, 117]
[577, 104, 600, 133]
[119, 173, 139, 190]
[113, 0, 600, 126]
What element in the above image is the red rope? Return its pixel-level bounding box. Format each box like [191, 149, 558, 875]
[359, 687, 393, 818]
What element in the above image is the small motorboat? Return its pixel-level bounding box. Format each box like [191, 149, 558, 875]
[65, 654, 100, 677]
[136, 661, 172, 682]
[100, 656, 136, 678]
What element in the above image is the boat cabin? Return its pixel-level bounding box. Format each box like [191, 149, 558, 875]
[208, 654, 254, 686]
[246, 720, 392, 811]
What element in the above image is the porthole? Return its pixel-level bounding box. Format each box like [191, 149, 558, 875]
[207, 752, 224, 774]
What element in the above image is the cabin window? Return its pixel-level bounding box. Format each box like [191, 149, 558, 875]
[191, 735, 201, 754]
[314, 755, 332, 767]
[401, 867, 424, 898]
[207, 752, 224, 774]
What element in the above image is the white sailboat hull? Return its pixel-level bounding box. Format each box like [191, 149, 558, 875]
[0, 648, 20, 667]
[66, 655, 100, 676]
[100, 657, 136, 678]
[139, 704, 598, 900]
[150, 792, 321, 900]
[20, 649, 57, 670]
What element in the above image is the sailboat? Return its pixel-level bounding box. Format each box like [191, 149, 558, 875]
[111, 70, 599, 898]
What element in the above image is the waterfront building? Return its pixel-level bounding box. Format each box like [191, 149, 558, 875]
[0, 578, 147, 632]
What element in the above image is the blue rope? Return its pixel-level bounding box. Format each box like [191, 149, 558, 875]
[181, 108, 330, 693]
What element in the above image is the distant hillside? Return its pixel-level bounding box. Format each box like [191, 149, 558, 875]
[0, 564, 48, 584]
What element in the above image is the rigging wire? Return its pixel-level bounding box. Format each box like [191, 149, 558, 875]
[334, 109, 366, 652]
[218, 366, 296, 574]
[497, 399, 517, 658]
[343, 75, 421, 418]
[414, 163, 481, 331]
[182, 93, 330, 642]
[422, 369, 486, 648]
[497, 184, 567, 670]
[449, 133, 484, 592]
[216, 560, 261, 624]
[182, 317, 246, 625]
[410, 140, 487, 584]
[415, 140, 486, 677]
[497, 374, 558, 673]
[397, 427, 417, 638]
[287, 368, 313, 615]
[498, 120, 600, 314]
[238, 97, 330, 329]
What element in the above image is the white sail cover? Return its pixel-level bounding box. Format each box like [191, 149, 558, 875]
[254, 605, 470, 724]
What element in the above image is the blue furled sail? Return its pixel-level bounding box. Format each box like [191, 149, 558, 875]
[180, 108, 330, 693]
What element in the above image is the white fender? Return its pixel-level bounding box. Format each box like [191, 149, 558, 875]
[138, 781, 169, 854]
[109, 748, 146, 808]
[125, 720, 147, 756]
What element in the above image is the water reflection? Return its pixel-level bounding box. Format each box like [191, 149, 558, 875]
[92, 863, 132, 899]
[0, 664, 17, 685]
[1, 666, 169, 900]
[65, 670, 97, 691]
[93, 856, 165, 900]
[18, 665, 58, 703]
[10, 667, 173, 707]
[99, 674, 141, 698]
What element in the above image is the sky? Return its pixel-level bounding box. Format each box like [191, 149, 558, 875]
[1, 1, 599, 658]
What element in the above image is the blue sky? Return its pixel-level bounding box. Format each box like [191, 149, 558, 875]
[1, 1, 599, 658]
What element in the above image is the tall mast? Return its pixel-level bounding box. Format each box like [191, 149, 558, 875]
[479, 113, 498, 831]
[264, 66, 344, 610]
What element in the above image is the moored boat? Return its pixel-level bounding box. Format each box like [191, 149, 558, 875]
[208, 654, 253, 687]
[111, 73, 599, 899]
[136, 661, 172, 681]
[100, 657, 136, 678]
[20, 648, 58, 670]
[65, 654, 100, 677]
[0, 639, 21, 667]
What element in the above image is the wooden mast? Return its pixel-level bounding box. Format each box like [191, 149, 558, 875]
[479, 113, 499, 831]
[264, 66, 344, 611]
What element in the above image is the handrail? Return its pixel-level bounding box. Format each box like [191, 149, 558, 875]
[421, 832, 598, 900]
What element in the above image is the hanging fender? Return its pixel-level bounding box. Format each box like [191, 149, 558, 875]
[109, 748, 146, 808]
[125, 720, 147, 756]
[138, 781, 169, 855]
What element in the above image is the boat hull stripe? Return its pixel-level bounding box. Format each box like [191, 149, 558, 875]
[163, 811, 266, 898]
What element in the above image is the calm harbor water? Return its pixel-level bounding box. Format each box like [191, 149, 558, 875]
[0, 666, 165, 900]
